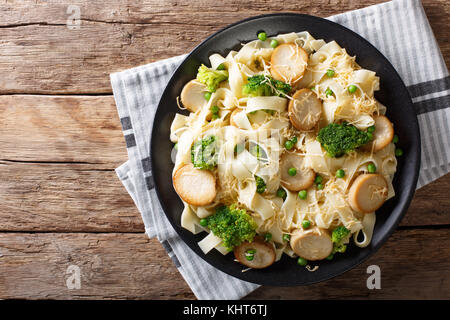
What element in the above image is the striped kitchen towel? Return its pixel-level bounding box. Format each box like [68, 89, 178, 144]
[110, 0, 449, 300]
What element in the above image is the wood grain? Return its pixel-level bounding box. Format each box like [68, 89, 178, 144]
[0, 0, 448, 300]
[246, 228, 450, 300]
[0, 160, 448, 232]
[0, 233, 191, 299]
[0, 95, 127, 165]
[0, 161, 142, 232]
[0, 0, 448, 94]
[402, 174, 450, 227]
[0, 228, 448, 299]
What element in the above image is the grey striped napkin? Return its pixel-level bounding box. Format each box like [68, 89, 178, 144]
[110, 0, 449, 300]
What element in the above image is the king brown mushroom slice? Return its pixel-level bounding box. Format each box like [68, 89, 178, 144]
[180, 79, 207, 113]
[270, 43, 308, 85]
[370, 115, 394, 152]
[290, 227, 333, 261]
[173, 163, 217, 206]
[234, 236, 276, 269]
[280, 152, 315, 192]
[348, 173, 388, 214]
[288, 88, 323, 131]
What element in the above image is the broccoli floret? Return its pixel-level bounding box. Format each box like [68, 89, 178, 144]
[191, 135, 218, 170]
[331, 226, 351, 255]
[242, 75, 291, 97]
[332, 226, 351, 243]
[196, 64, 228, 92]
[271, 78, 292, 95]
[205, 204, 257, 250]
[317, 122, 372, 157]
[255, 175, 266, 194]
[333, 243, 347, 254]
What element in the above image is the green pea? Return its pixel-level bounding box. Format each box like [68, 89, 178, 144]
[245, 254, 254, 261]
[348, 85, 357, 93]
[326, 69, 335, 77]
[174, 142, 178, 150]
[276, 188, 287, 200]
[246, 249, 256, 254]
[199, 218, 208, 227]
[258, 32, 267, 41]
[298, 190, 307, 200]
[326, 254, 334, 260]
[216, 63, 225, 70]
[297, 257, 308, 266]
[283, 234, 291, 242]
[336, 169, 345, 178]
[264, 233, 272, 242]
[367, 132, 373, 140]
[367, 125, 376, 133]
[284, 140, 294, 150]
[210, 105, 219, 114]
[291, 136, 298, 144]
[317, 183, 324, 190]
[270, 39, 278, 48]
[211, 114, 219, 120]
[302, 220, 311, 229]
[204, 92, 212, 101]
[314, 175, 323, 184]
[395, 148, 403, 157]
[393, 134, 399, 144]
[367, 162, 377, 173]
[325, 88, 334, 97]
[288, 167, 297, 176]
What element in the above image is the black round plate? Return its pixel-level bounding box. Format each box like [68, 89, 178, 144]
[150, 13, 420, 286]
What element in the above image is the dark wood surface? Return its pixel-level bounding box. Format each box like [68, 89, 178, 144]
[0, 0, 448, 299]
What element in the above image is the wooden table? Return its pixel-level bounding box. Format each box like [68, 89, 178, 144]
[0, 0, 448, 300]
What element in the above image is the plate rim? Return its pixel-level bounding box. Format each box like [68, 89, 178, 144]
[150, 12, 421, 286]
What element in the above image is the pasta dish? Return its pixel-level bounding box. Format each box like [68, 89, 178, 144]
[169, 31, 399, 269]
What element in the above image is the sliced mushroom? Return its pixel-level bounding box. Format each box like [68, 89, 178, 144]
[234, 236, 276, 269]
[348, 173, 388, 213]
[371, 115, 394, 152]
[270, 43, 308, 84]
[290, 227, 333, 261]
[180, 80, 207, 112]
[288, 89, 322, 131]
[173, 163, 216, 206]
[280, 152, 315, 192]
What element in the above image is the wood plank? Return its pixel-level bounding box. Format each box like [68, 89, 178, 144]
[0, 161, 448, 232]
[0, 0, 447, 94]
[0, 228, 448, 299]
[402, 174, 450, 227]
[0, 95, 127, 165]
[0, 233, 192, 299]
[0, 161, 142, 233]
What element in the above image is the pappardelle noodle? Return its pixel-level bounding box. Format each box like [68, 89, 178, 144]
[170, 31, 399, 270]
